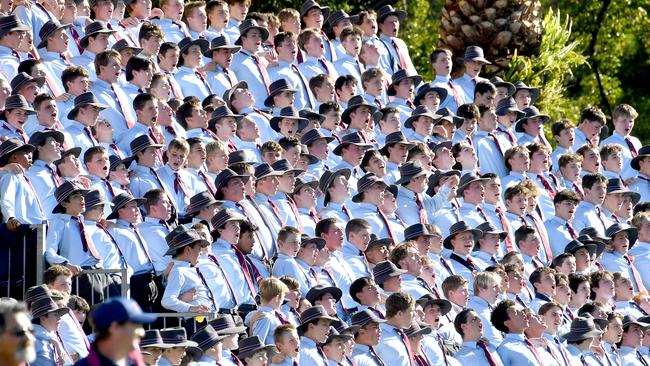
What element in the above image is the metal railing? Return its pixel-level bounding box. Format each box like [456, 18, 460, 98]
[71, 268, 130, 306]
[1, 224, 46, 299]
[144, 312, 217, 332]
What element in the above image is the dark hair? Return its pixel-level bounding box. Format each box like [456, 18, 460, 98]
[273, 31, 295, 48]
[514, 225, 536, 247]
[454, 308, 474, 337]
[143, 189, 166, 212]
[61, 66, 89, 93]
[551, 253, 575, 270]
[17, 59, 40, 75]
[345, 218, 371, 239]
[490, 299, 515, 333]
[133, 93, 156, 112]
[176, 100, 202, 129]
[319, 101, 341, 115]
[125, 56, 153, 82]
[568, 273, 590, 294]
[349, 277, 372, 304]
[581, 173, 607, 190]
[315, 218, 338, 237]
[474, 81, 496, 96]
[335, 75, 358, 91]
[83, 145, 107, 165]
[579, 106, 606, 126]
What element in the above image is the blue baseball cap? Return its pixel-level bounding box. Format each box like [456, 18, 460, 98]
[92, 297, 157, 330]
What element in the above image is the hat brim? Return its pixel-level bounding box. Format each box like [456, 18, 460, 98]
[185, 198, 222, 216]
[456, 177, 490, 196]
[67, 101, 108, 120]
[307, 286, 343, 304]
[79, 29, 116, 49]
[106, 197, 146, 220]
[52, 187, 90, 214]
[203, 44, 241, 58]
[11, 76, 46, 95]
[224, 81, 249, 110]
[351, 180, 387, 203]
[238, 345, 275, 361]
[270, 116, 309, 133]
[293, 180, 320, 196]
[367, 238, 394, 251]
[416, 298, 452, 316]
[561, 329, 603, 341]
[493, 82, 516, 96]
[164, 238, 211, 256]
[515, 86, 540, 104]
[414, 85, 447, 106]
[443, 228, 482, 249]
[405, 113, 437, 130]
[235, 26, 269, 46]
[514, 114, 550, 133]
[54, 147, 82, 165]
[388, 75, 423, 97]
[0, 143, 36, 166]
[394, 169, 427, 186]
[332, 141, 372, 156]
[341, 103, 379, 125]
[264, 87, 297, 107]
[426, 170, 461, 196]
[37, 23, 72, 48]
[378, 9, 406, 23]
[631, 154, 650, 171]
[179, 39, 210, 55]
[322, 168, 352, 206]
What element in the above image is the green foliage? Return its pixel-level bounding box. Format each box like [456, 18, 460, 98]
[503, 9, 588, 124]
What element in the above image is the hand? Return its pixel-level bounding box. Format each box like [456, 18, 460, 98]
[625, 177, 636, 186]
[12, 0, 31, 9]
[6, 218, 21, 232]
[261, 49, 278, 66]
[1, 163, 25, 174]
[180, 288, 197, 302]
[65, 263, 83, 275]
[189, 305, 209, 313]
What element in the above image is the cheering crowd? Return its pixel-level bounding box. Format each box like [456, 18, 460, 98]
[0, 0, 649, 365]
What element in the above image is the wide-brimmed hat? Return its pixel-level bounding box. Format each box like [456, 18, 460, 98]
[373, 260, 406, 285]
[208, 105, 242, 128]
[352, 173, 387, 203]
[31, 297, 69, 319]
[186, 191, 222, 216]
[235, 19, 269, 46]
[209, 314, 246, 335]
[434, 107, 464, 126]
[25, 285, 53, 304]
[394, 161, 428, 185]
[578, 228, 610, 245]
[228, 150, 257, 167]
[306, 285, 342, 305]
[443, 221, 482, 249]
[0, 14, 30, 36]
[513, 81, 540, 104]
[214, 168, 250, 199]
[0, 138, 35, 166]
[351, 309, 386, 328]
[299, 109, 326, 123]
[404, 223, 435, 241]
[332, 132, 373, 156]
[379, 131, 414, 156]
[456, 172, 489, 196]
[210, 208, 245, 234]
[326, 10, 358, 27]
[111, 39, 143, 55]
[414, 83, 448, 107]
[237, 336, 274, 360]
[129, 135, 163, 156]
[605, 223, 638, 249]
[416, 294, 452, 315]
[463, 45, 491, 64]
[52, 181, 89, 214]
[607, 178, 641, 205]
[53, 147, 81, 166]
[366, 234, 393, 251]
[164, 228, 210, 256]
[404, 105, 440, 130]
[67, 92, 108, 120]
[203, 35, 241, 58]
[514, 106, 550, 133]
[376, 4, 406, 23]
[254, 163, 284, 181]
[300, 0, 330, 20]
[84, 189, 113, 212]
[292, 177, 319, 196]
[476, 222, 508, 241]
[387, 69, 423, 97]
[300, 143, 319, 165]
[264, 79, 297, 107]
[190, 324, 227, 352]
[319, 168, 351, 206]
[426, 169, 460, 196]
[323, 326, 353, 344]
[622, 315, 650, 330]
[561, 316, 604, 341]
[79, 21, 115, 48]
[178, 36, 209, 55]
[341, 95, 378, 125]
[108, 154, 134, 173]
[223, 81, 248, 111]
[301, 128, 335, 146]
[564, 235, 603, 256]
[10, 72, 45, 95]
[403, 322, 432, 338]
[270, 107, 309, 133]
[298, 305, 337, 332]
[271, 159, 305, 176]
[159, 327, 198, 348]
[494, 97, 524, 118]
[4, 95, 36, 114]
[106, 193, 145, 220]
[490, 76, 516, 96]
[631, 145, 650, 171]
[140, 330, 173, 349]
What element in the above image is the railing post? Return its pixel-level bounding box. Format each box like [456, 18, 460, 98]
[34, 223, 46, 287]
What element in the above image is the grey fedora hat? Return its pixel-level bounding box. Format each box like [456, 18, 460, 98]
[463, 45, 491, 64]
[0, 138, 35, 166]
[106, 192, 145, 220]
[186, 191, 222, 216]
[264, 78, 297, 107]
[352, 172, 387, 203]
[394, 161, 428, 186]
[178, 36, 209, 55]
[270, 106, 309, 133]
[52, 181, 89, 214]
[443, 221, 482, 249]
[387, 69, 423, 97]
[79, 21, 115, 49]
[67, 92, 108, 120]
[10, 72, 45, 95]
[561, 316, 603, 341]
[319, 168, 351, 206]
[37, 20, 71, 49]
[376, 4, 406, 23]
[203, 35, 241, 58]
[513, 81, 540, 104]
[300, 0, 330, 19]
[235, 19, 269, 46]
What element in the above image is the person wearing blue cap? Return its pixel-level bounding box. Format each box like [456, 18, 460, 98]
[75, 297, 156, 366]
